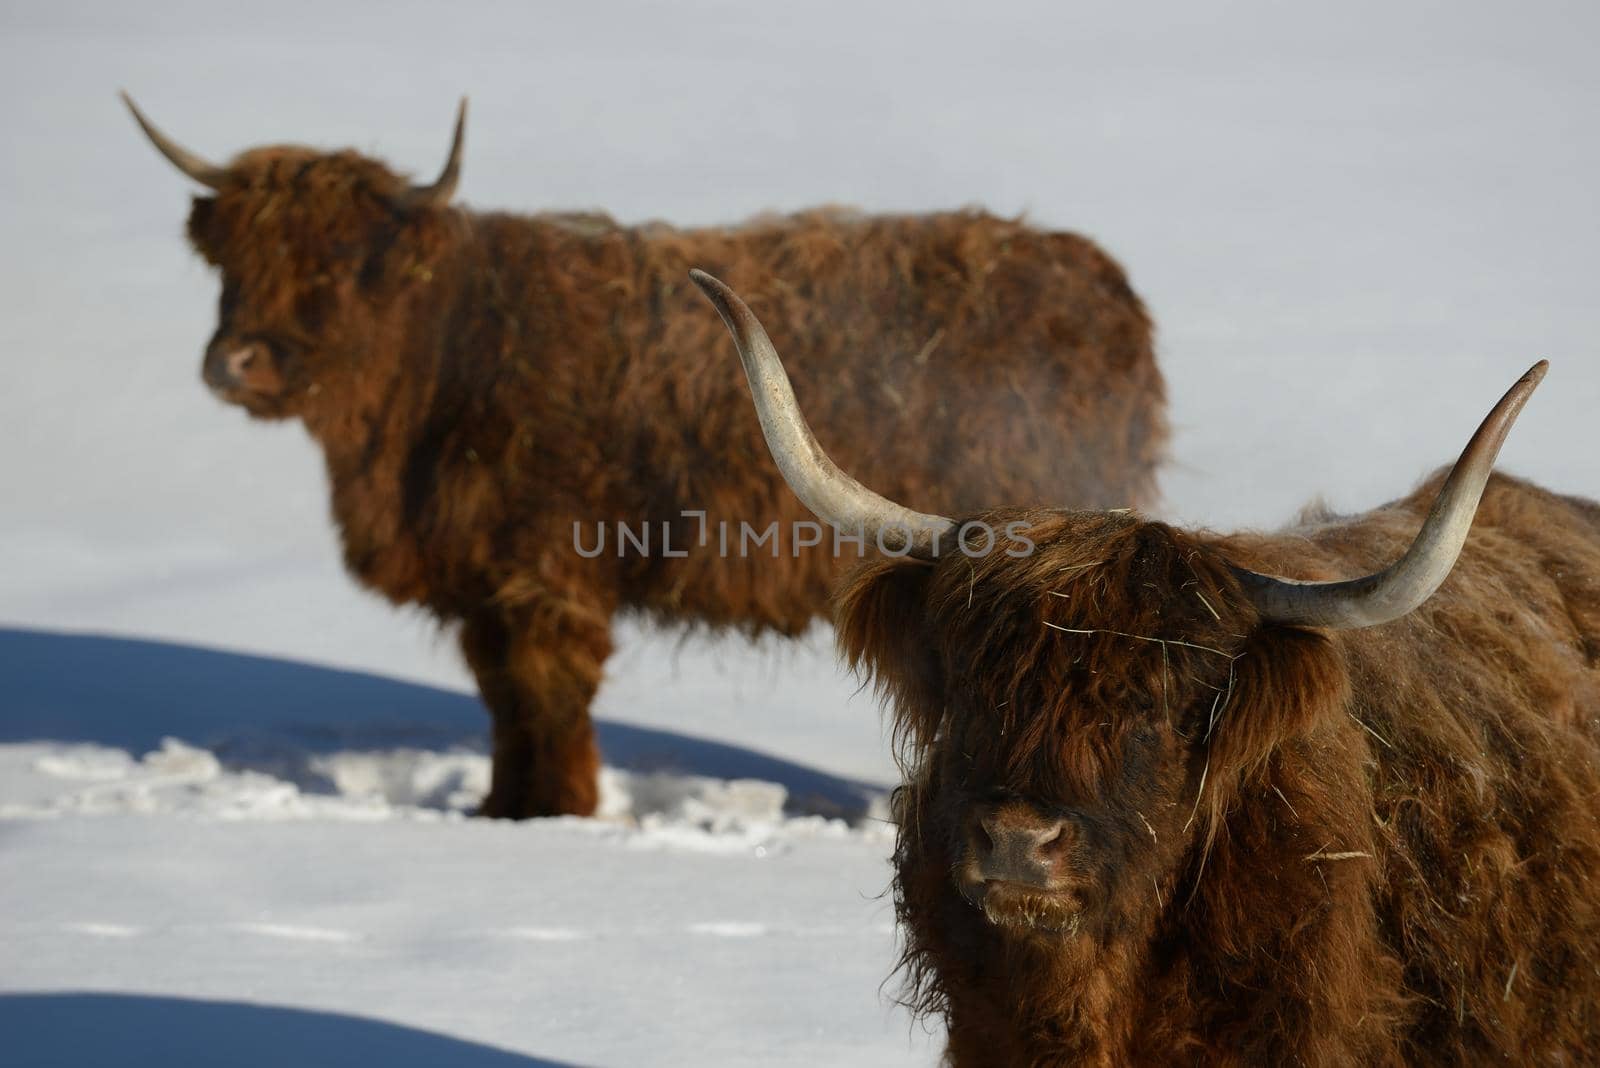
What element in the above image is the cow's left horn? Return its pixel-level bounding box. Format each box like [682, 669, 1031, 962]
[121, 92, 227, 190]
[1231, 360, 1548, 629]
[690, 269, 957, 559]
[403, 98, 467, 210]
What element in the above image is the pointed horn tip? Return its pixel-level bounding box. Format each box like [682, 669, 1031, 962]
[1493, 359, 1548, 420]
[687, 267, 726, 300]
[119, 90, 150, 125]
[400, 100, 468, 209]
[119, 93, 228, 190]
[688, 269, 745, 326]
[688, 270, 769, 350]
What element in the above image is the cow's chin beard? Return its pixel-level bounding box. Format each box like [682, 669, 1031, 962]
[959, 880, 1088, 938]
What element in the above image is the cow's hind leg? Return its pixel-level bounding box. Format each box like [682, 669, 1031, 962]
[461, 604, 613, 819]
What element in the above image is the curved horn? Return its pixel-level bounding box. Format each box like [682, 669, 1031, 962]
[403, 98, 467, 210]
[689, 269, 957, 559]
[120, 92, 227, 190]
[1232, 360, 1548, 629]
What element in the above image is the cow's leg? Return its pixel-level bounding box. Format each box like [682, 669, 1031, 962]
[461, 604, 613, 819]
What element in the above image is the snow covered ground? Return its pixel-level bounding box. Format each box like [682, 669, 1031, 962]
[2, 1, 1597, 1064]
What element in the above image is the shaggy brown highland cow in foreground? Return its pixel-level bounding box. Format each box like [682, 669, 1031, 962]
[123, 97, 1166, 818]
[695, 270, 1600, 1065]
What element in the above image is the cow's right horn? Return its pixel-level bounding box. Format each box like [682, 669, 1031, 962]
[402, 98, 467, 210]
[690, 269, 956, 559]
[1230, 360, 1547, 629]
[121, 92, 227, 190]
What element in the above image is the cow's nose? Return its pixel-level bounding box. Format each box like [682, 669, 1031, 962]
[970, 803, 1070, 885]
[203, 340, 267, 392]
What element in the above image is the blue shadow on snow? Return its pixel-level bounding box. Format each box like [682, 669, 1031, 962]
[0, 626, 884, 818]
[0, 992, 582, 1068]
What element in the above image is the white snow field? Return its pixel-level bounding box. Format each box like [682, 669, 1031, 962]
[2, 1, 1597, 1065]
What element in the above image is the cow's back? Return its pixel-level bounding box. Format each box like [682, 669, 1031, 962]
[471, 207, 1164, 631]
[645, 208, 1164, 514]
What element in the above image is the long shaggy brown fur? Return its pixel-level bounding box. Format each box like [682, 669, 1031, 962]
[837, 472, 1600, 1065]
[159, 135, 1165, 817]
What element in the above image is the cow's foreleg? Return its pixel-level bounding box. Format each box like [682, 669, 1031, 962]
[461, 603, 613, 819]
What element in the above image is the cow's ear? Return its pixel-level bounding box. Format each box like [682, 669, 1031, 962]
[834, 558, 943, 751]
[1201, 625, 1350, 804]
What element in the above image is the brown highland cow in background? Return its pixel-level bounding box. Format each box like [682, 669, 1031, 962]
[697, 270, 1600, 1065]
[123, 96, 1166, 818]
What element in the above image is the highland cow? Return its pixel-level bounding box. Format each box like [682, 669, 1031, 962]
[695, 269, 1600, 1065]
[123, 97, 1166, 818]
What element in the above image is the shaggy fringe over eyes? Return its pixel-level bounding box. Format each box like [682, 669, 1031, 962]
[839, 514, 1352, 837]
[186, 150, 453, 299]
[836, 513, 1261, 778]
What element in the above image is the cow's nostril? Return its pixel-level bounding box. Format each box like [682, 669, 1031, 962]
[227, 347, 258, 375]
[1035, 822, 1068, 855]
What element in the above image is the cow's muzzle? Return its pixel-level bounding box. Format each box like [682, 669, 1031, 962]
[203, 339, 283, 400]
[957, 801, 1087, 933]
[968, 801, 1072, 888]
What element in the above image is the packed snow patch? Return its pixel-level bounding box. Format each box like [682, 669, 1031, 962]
[1, 738, 891, 854]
